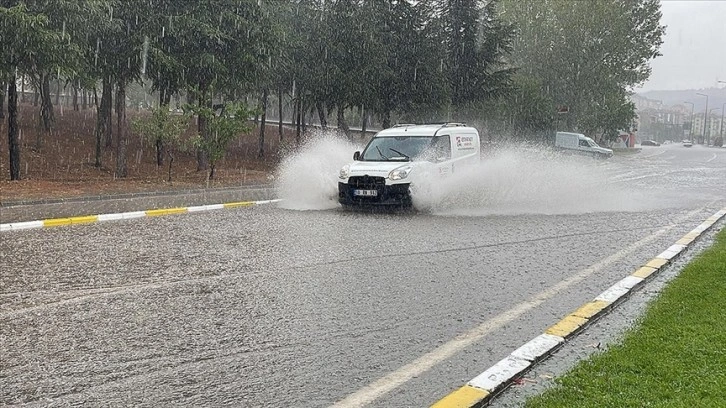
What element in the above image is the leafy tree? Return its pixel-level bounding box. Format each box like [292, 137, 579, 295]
[3, 0, 96, 151]
[1, 4, 68, 180]
[104, 0, 149, 178]
[499, 0, 665, 137]
[150, 1, 272, 170]
[131, 107, 190, 181]
[187, 103, 256, 184]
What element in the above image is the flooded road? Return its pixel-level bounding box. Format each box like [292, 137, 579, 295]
[1, 144, 724, 407]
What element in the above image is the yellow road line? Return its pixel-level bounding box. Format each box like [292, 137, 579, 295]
[571, 300, 609, 320]
[545, 315, 589, 338]
[70, 215, 99, 224]
[145, 207, 189, 216]
[43, 218, 72, 227]
[223, 201, 255, 208]
[431, 385, 489, 408]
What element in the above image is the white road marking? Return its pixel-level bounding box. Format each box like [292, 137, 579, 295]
[640, 150, 667, 159]
[331, 207, 707, 407]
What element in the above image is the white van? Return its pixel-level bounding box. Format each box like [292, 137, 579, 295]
[338, 123, 480, 208]
[555, 131, 613, 158]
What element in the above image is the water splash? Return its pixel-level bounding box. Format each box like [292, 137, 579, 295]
[275, 140, 656, 215]
[412, 145, 651, 216]
[275, 132, 362, 210]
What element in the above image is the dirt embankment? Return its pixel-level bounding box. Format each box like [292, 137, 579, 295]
[0, 104, 297, 202]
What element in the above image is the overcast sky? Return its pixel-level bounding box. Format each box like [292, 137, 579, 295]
[636, 0, 726, 92]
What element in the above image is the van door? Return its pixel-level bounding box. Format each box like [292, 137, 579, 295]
[577, 137, 592, 155]
[431, 134, 453, 176]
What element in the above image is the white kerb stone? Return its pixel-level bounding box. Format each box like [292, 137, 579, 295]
[98, 213, 124, 221]
[656, 244, 686, 260]
[510, 333, 564, 362]
[595, 276, 643, 303]
[468, 356, 531, 392]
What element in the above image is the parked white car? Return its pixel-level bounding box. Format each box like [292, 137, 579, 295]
[338, 123, 480, 209]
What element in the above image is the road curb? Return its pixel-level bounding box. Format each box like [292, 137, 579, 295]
[431, 207, 726, 408]
[0, 184, 273, 207]
[0, 199, 281, 232]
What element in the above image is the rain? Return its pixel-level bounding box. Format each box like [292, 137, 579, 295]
[1, 1, 725, 407]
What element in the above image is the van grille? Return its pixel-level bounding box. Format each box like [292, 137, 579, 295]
[348, 176, 386, 189]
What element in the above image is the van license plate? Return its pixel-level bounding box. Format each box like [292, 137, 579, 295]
[353, 189, 378, 197]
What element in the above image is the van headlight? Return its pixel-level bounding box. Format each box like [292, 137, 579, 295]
[339, 164, 350, 179]
[389, 165, 412, 181]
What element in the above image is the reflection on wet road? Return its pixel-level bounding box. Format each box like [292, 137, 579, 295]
[1, 144, 724, 407]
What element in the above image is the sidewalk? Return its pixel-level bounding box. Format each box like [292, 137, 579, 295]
[0, 184, 276, 223]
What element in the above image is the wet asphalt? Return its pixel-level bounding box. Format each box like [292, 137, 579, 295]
[1, 144, 724, 407]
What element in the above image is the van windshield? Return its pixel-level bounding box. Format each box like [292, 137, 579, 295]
[586, 138, 600, 148]
[360, 136, 434, 161]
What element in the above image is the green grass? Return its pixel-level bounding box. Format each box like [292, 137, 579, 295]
[526, 227, 726, 408]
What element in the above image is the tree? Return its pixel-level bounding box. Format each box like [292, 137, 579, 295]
[102, 0, 149, 178]
[499, 0, 665, 137]
[1, 4, 69, 180]
[131, 107, 189, 181]
[151, 1, 273, 171]
[188, 103, 256, 184]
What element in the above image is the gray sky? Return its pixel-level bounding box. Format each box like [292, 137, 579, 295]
[636, 0, 726, 92]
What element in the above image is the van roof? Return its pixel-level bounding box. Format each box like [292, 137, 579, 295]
[376, 123, 476, 137]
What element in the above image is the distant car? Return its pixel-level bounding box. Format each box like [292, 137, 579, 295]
[641, 140, 660, 146]
[682, 140, 693, 147]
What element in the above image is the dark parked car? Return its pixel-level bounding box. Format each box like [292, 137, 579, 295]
[641, 140, 661, 146]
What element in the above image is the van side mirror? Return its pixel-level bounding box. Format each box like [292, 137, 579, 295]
[353, 151, 361, 160]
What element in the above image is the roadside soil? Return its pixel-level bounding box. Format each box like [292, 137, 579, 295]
[0, 103, 296, 203]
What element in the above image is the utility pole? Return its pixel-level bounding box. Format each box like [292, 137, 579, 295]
[696, 93, 709, 144]
[684, 101, 694, 140]
[709, 108, 721, 145]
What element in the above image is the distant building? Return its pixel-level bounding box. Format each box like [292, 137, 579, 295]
[692, 111, 723, 142]
[632, 94, 687, 142]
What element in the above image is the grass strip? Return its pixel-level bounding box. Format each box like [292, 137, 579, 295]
[526, 227, 726, 408]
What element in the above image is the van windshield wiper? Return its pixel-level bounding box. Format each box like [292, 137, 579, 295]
[388, 148, 410, 160]
[375, 146, 389, 160]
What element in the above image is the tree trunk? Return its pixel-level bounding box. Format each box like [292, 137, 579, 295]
[278, 87, 283, 141]
[382, 110, 391, 129]
[21, 76, 26, 103]
[72, 80, 79, 111]
[115, 80, 128, 178]
[302, 99, 308, 134]
[55, 78, 61, 106]
[102, 77, 113, 147]
[167, 151, 174, 182]
[8, 74, 21, 180]
[196, 92, 209, 171]
[160, 87, 171, 107]
[94, 87, 102, 168]
[155, 90, 170, 167]
[316, 101, 327, 129]
[253, 93, 260, 126]
[337, 105, 349, 137]
[33, 84, 39, 106]
[82, 88, 88, 110]
[259, 88, 268, 158]
[156, 139, 164, 167]
[0, 81, 5, 119]
[292, 98, 300, 144]
[361, 105, 368, 140]
[37, 73, 55, 150]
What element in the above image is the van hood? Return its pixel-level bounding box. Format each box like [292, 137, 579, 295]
[593, 146, 614, 155]
[347, 161, 413, 177]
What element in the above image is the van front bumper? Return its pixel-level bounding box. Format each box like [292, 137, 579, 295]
[338, 179, 412, 207]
